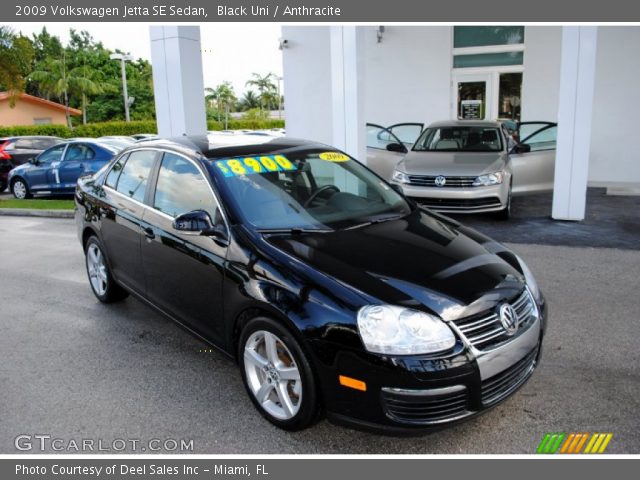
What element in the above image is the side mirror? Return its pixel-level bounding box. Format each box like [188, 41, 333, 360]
[386, 142, 407, 153]
[30, 157, 39, 165]
[172, 210, 229, 246]
[512, 143, 531, 154]
[173, 210, 213, 233]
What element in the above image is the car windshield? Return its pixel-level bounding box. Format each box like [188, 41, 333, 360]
[207, 149, 412, 231]
[413, 126, 503, 152]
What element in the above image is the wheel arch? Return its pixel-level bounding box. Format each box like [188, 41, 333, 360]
[82, 226, 100, 252]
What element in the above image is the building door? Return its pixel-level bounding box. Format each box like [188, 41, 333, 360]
[452, 71, 523, 122]
[453, 73, 493, 120]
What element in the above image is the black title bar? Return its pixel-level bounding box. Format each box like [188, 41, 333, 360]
[4, 0, 640, 22]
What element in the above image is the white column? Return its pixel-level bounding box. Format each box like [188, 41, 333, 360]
[330, 26, 367, 164]
[552, 26, 598, 221]
[149, 26, 207, 138]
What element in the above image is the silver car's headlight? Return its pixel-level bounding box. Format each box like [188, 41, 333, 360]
[473, 171, 504, 186]
[357, 305, 456, 355]
[391, 170, 410, 184]
[515, 254, 541, 300]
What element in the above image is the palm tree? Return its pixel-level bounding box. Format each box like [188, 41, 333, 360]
[205, 82, 237, 128]
[238, 90, 260, 111]
[69, 62, 107, 125]
[30, 51, 104, 127]
[245, 72, 277, 112]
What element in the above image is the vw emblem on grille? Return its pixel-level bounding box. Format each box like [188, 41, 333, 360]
[499, 303, 519, 336]
[434, 175, 447, 187]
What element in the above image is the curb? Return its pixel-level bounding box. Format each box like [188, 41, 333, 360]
[0, 208, 74, 219]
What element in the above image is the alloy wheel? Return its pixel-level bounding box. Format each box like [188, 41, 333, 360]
[243, 330, 302, 420]
[12, 180, 27, 199]
[86, 243, 108, 296]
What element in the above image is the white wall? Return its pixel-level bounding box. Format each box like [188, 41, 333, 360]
[364, 26, 452, 127]
[521, 26, 562, 123]
[589, 27, 640, 186]
[281, 27, 333, 144]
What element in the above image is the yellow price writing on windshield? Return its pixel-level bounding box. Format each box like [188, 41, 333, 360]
[216, 155, 296, 177]
[319, 152, 350, 162]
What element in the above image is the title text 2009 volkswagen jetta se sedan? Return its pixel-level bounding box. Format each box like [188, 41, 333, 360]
[75, 135, 547, 434]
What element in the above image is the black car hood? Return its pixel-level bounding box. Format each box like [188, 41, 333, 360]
[264, 209, 525, 320]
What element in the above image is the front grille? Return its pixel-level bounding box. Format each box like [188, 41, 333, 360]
[452, 288, 537, 350]
[411, 196, 502, 211]
[481, 347, 538, 406]
[408, 175, 476, 188]
[382, 386, 470, 424]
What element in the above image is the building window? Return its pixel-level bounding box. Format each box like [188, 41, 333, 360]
[33, 117, 52, 125]
[453, 52, 524, 69]
[498, 73, 523, 121]
[453, 26, 525, 49]
[452, 27, 525, 121]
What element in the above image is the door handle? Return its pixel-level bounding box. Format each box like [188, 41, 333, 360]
[143, 227, 155, 240]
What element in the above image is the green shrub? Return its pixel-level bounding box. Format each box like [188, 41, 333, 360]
[73, 121, 158, 137]
[0, 124, 71, 138]
[0, 118, 285, 139]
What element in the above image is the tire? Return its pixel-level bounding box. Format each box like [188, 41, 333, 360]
[239, 317, 319, 431]
[84, 236, 129, 303]
[495, 182, 512, 220]
[0, 180, 7, 193]
[11, 178, 32, 199]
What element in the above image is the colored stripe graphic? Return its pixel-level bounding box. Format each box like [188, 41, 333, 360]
[537, 433, 613, 454]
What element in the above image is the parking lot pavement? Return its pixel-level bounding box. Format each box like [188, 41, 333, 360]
[1, 216, 639, 454]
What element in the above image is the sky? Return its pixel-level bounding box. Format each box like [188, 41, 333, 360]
[10, 23, 284, 97]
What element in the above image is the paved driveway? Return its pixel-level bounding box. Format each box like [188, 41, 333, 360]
[0, 217, 638, 453]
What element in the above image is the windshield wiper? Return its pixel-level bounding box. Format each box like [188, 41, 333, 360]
[342, 213, 406, 230]
[257, 227, 333, 234]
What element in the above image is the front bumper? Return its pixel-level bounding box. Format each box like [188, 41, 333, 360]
[393, 182, 508, 213]
[314, 295, 547, 435]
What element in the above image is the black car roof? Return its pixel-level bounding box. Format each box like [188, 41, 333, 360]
[130, 135, 326, 160]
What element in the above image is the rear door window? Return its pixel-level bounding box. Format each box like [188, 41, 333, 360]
[114, 150, 157, 202]
[65, 144, 96, 161]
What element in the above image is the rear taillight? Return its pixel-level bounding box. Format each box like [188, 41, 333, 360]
[0, 141, 11, 160]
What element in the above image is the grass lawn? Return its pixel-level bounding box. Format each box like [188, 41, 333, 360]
[0, 198, 75, 210]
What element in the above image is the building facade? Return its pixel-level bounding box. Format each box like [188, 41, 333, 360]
[282, 26, 640, 192]
[0, 92, 81, 126]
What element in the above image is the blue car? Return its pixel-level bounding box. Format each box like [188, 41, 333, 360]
[9, 140, 121, 199]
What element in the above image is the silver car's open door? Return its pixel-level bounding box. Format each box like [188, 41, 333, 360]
[510, 122, 557, 195]
[366, 123, 408, 181]
[387, 123, 424, 150]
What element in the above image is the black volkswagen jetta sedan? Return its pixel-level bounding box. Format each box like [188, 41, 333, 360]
[75, 135, 547, 434]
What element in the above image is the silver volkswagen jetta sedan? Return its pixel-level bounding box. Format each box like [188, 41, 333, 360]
[390, 120, 556, 219]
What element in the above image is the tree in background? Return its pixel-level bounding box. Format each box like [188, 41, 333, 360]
[0, 27, 34, 104]
[245, 72, 278, 112]
[237, 90, 260, 111]
[29, 52, 75, 127]
[23, 28, 156, 124]
[205, 82, 237, 129]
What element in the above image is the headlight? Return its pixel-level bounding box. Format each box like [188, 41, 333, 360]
[357, 305, 456, 355]
[515, 254, 541, 300]
[473, 171, 504, 186]
[391, 170, 410, 184]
